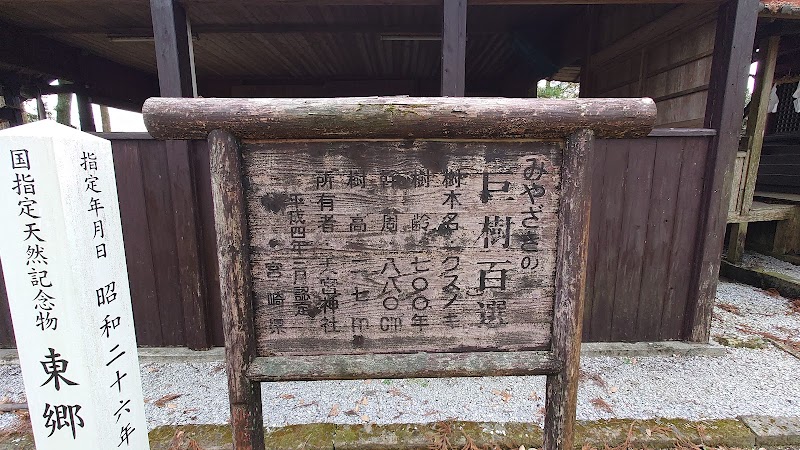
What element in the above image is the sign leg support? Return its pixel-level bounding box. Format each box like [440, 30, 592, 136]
[209, 129, 264, 450]
[543, 129, 594, 450]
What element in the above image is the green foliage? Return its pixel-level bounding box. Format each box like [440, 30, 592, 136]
[537, 80, 580, 99]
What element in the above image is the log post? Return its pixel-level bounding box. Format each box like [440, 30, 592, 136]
[209, 129, 264, 450]
[543, 128, 594, 450]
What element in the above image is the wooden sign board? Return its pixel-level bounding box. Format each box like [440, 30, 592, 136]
[143, 96, 656, 450]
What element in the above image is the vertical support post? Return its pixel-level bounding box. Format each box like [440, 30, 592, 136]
[151, 0, 197, 98]
[441, 0, 466, 97]
[209, 129, 264, 450]
[76, 91, 96, 132]
[579, 6, 598, 98]
[151, 0, 210, 349]
[686, 0, 758, 342]
[1, 81, 24, 127]
[726, 35, 780, 263]
[36, 95, 47, 120]
[544, 129, 594, 450]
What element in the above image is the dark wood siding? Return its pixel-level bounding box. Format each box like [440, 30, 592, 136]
[583, 135, 711, 342]
[0, 132, 713, 347]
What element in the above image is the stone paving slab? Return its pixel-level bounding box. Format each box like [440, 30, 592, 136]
[740, 415, 800, 446]
[0, 417, 780, 450]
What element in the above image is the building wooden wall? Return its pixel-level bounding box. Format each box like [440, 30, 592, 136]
[585, 134, 712, 341]
[0, 131, 714, 347]
[586, 5, 717, 128]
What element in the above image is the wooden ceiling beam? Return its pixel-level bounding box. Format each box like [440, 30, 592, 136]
[0, 21, 158, 111]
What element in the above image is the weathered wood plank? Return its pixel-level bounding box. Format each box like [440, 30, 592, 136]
[192, 141, 226, 346]
[687, 0, 759, 343]
[243, 140, 560, 356]
[611, 139, 656, 342]
[111, 140, 164, 345]
[587, 140, 628, 341]
[166, 140, 211, 350]
[582, 139, 607, 340]
[209, 129, 264, 450]
[139, 140, 185, 345]
[544, 128, 593, 450]
[247, 350, 561, 381]
[143, 97, 657, 140]
[636, 137, 683, 341]
[663, 137, 708, 340]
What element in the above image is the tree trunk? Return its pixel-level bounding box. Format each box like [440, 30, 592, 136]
[100, 105, 111, 132]
[55, 89, 72, 126]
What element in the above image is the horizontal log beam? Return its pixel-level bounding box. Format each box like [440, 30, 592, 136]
[247, 351, 562, 381]
[143, 96, 657, 140]
[0, 21, 158, 111]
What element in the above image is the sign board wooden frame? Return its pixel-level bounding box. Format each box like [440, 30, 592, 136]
[143, 96, 656, 450]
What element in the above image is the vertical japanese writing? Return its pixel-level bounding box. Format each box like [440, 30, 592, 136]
[10, 149, 59, 331]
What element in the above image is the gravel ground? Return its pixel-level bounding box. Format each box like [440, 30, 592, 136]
[740, 250, 800, 280]
[2, 271, 800, 432]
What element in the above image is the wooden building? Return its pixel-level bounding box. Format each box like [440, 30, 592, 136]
[725, 1, 800, 262]
[0, 0, 787, 348]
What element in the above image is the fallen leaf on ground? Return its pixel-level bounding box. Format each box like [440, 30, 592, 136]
[764, 288, 781, 297]
[718, 303, 741, 315]
[327, 404, 339, 417]
[360, 414, 370, 422]
[579, 370, 607, 388]
[790, 299, 800, 314]
[358, 397, 368, 406]
[609, 386, 618, 394]
[491, 389, 512, 402]
[153, 394, 181, 407]
[388, 387, 412, 400]
[278, 394, 295, 400]
[590, 397, 613, 413]
[528, 391, 540, 401]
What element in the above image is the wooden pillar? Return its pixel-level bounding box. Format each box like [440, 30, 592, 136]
[151, 0, 210, 349]
[151, 0, 197, 98]
[686, 0, 758, 342]
[76, 91, 96, 132]
[441, 0, 466, 97]
[36, 95, 47, 120]
[1, 81, 24, 127]
[726, 35, 780, 263]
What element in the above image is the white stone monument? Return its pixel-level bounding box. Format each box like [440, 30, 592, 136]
[0, 121, 149, 449]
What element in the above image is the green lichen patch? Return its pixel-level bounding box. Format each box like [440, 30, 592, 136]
[332, 421, 543, 450]
[714, 335, 770, 349]
[574, 418, 755, 449]
[266, 423, 336, 450]
[148, 425, 233, 450]
[0, 432, 35, 450]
